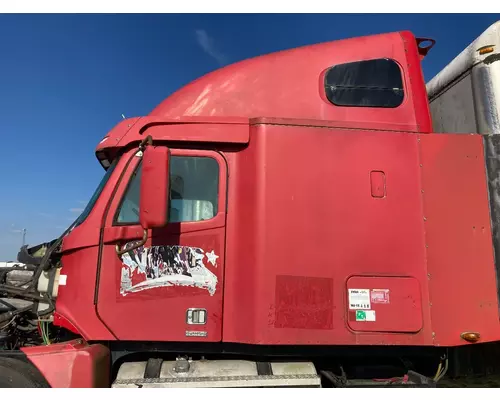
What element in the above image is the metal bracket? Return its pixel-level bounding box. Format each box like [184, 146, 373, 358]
[115, 230, 148, 257]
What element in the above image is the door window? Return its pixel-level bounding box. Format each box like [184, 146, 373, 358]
[115, 156, 219, 224]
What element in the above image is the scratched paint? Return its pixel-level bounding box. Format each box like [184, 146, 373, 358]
[120, 243, 218, 296]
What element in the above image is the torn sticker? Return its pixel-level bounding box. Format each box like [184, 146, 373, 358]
[120, 243, 218, 296]
[205, 250, 219, 267]
[371, 289, 390, 304]
[348, 289, 371, 310]
[356, 310, 376, 322]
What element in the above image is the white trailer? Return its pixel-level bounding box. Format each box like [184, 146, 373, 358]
[427, 20, 500, 135]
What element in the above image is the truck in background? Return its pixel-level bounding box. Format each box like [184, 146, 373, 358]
[1, 21, 500, 388]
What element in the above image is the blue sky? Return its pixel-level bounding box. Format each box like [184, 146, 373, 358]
[0, 13, 499, 260]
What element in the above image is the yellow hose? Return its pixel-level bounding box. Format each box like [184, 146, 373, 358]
[434, 362, 443, 381]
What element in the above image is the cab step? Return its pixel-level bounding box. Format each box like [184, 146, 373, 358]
[112, 358, 321, 388]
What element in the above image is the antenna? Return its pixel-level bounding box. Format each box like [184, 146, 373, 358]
[121, 114, 126, 120]
[22, 228, 26, 247]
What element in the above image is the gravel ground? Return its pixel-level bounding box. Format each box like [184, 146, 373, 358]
[438, 375, 500, 387]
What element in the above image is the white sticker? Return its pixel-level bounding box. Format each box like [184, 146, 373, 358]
[355, 310, 376, 322]
[348, 289, 371, 310]
[186, 331, 207, 337]
[59, 275, 67, 286]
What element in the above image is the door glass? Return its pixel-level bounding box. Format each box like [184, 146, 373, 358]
[116, 156, 219, 224]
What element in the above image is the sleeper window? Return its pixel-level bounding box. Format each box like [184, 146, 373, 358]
[324, 58, 404, 108]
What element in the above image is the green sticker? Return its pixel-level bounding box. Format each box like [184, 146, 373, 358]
[356, 310, 366, 321]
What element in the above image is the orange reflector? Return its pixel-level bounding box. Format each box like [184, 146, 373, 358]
[461, 332, 481, 343]
[479, 46, 495, 55]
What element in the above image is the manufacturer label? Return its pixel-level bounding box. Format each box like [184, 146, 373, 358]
[348, 289, 371, 310]
[371, 289, 390, 304]
[185, 330, 208, 337]
[355, 310, 376, 322]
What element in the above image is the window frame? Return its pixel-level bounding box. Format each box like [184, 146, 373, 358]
[323, 58, 406, 109]
[112, 148, 226, 227]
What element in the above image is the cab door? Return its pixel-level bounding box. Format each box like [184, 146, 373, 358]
[96, 147, 227, 341]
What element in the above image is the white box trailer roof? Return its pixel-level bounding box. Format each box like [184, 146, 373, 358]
[427, 20, 500, 135]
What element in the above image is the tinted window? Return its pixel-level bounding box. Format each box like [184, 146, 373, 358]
[324, 58, 404, 108]
[116, 156, 219, 224]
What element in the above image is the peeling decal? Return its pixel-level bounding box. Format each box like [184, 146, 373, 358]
[206, 250, 219, 267]
[120, 244, 218, 296]
[371, 289, 390, 304]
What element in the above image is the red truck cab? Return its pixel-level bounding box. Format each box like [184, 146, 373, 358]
[3, 27, 499, 388]
[57, 29, 447, 344]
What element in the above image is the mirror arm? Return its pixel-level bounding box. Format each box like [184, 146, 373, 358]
[139, 135, 153, 151]
[115, 229, 148, 257]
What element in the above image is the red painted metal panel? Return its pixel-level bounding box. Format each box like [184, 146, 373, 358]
[251, 117, 420, 134]
[139, 122, 250, 145]
[275, 275, 334, 330]
[96, 148, 227, 341]
[151, 32, 430, 134]
[399, 32, 433, 133]
[223, 123, 432, 346]
[419, 133, 500, 346]
[346, 276, 423, 333]
[21, 340, 110, 388]
[370, 171, 386, 198]
[54, 153, 140, 340]
[55, 248, 115, 340]
[53, 312, 80, 335]
[95, 117, 250, 164]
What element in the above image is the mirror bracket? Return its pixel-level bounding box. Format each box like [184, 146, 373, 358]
[115, 229, 148, 257]
[139, 135, 153, 151]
